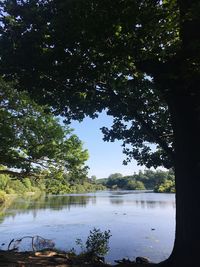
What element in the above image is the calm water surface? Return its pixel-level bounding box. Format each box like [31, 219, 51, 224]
[0, 191, 175, 264]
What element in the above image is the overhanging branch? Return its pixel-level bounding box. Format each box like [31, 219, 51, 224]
[134, 112, 174, 160]
[105, 86, 175, 161]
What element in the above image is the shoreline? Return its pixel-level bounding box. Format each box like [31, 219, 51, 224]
[0, 250, 158, 267]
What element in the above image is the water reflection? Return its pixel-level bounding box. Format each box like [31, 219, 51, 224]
[15, 195, 92, 209]
[0, 202, 8, 223]
[0, 191, 175, 221]
[0, 194, 97, 222]
[110, 198, 124, 205]
[108, 191, 175, 209]
[109, 198, 175, 208]
[0, 191, 175, 264]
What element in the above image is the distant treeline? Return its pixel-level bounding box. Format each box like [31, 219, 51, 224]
[0, 167, 105, 204]
[0, 169, 175, 204]
[97, 170, 175, 193]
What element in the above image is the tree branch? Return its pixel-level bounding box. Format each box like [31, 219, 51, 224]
[133, 112, 174, 160]
[105, 86, 175, 161]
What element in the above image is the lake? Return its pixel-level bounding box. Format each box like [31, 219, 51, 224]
[0, 191, 175, 264]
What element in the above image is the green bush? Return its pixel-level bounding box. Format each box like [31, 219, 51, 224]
[0, 173, 9, 191]
[9, 180, 27, 194]
[22, 178, 33, 190]
[5, 187, 16, 194]
[76, 228, 112, 257]
[154, 179, 175, 193]
[0, 190, 6, 203]
[85, 228, 111, 256]
[126, 180, 145, 190]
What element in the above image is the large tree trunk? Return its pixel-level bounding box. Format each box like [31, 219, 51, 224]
[159, 0, 200, 265]
[160, 93, 200, 266]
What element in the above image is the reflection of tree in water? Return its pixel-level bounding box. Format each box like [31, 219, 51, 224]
[0, 194, 96, 222]
[0, 197, 19, 223]
[135, 200, 175, 209]
[109, 198, 175, 209]
[90, 197, 97, 205]
[0, 203, 8, 223]
[109, 198, 124, 205]
[43, 195, 91, 210]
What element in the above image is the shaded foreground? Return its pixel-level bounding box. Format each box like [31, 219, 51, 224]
[0, 250, 161, 267]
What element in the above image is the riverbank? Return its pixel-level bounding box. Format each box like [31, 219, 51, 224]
[0, 183, 105, 206]
[0, 250, 159, 267]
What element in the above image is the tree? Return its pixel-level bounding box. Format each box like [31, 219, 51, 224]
[90, 175, 97, 183]
[0, 1, 200, 265]
[108, 173, 123, 179]
[154, 179, 175, 193]
[103, 170, 174, 190]
[126, 180, 145, 190]
[0, 79, 89, 178]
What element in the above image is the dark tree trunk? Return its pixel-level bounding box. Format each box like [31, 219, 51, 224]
[158, 0, 200, 265]
[160, 93, 200, 266]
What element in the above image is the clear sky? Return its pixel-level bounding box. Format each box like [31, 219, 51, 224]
[70, 111, 145, 179]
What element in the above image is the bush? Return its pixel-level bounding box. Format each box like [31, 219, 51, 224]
[85, 228, 111, 256]
[76, 228, 112, 257]
[22, 178, 33, 190]
[9, 180, 27, 194]
[5, 187, 16, 194]
[126, 180, 145, 190]
[0, 190, 6, 203]
[154, 179, 175, 193]
[0, 173, 9, 191]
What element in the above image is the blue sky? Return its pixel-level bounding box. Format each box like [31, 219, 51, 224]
[70, 111, 145, 179]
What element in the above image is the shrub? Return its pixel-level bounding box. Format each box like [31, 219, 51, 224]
[0, 173, 9, 191]
[9, 180, 27, 194]
[5, 187, 15, 194]
[126, 180, 145, 190]
[22, 178, 33, 190]
[76, 228, 112, 257]
[154, 179, 175, 193]
[0, 190, 6, 203]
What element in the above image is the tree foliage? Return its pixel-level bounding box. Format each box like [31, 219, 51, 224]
[0, 79, 89, 177]
[0, 1, 199, 167]
[99, 169, 174, 191]
[154, 179, 175, 193]
[0, 0, 183, 169]
[0, 168, 105, 198]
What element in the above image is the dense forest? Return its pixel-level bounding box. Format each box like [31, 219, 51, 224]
[98, 170, 175, 193]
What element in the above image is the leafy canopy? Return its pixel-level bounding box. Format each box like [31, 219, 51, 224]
[0, 0, 199, 169]
[0, 79, 89, 177]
